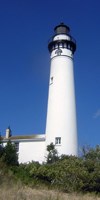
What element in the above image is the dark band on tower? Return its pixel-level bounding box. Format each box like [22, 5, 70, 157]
[48, 23, 76, 54]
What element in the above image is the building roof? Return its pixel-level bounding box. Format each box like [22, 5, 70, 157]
[2, 134, 45, 143]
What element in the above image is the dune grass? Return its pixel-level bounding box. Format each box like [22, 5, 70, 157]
[0, 180, 100, 200]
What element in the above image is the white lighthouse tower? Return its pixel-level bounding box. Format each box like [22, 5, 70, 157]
[45, 23, 78, 156]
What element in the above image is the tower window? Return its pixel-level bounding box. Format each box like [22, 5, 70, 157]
[55, 44, 58, 49]
[64, 43, 67, 48]
[70, 46, 73, 51]
[50, 77, 53, 85]
[55, 49, 62, 56]
[67, 44, 70, 49]
[59, 43, 63, 48]
[55, 137, 61, 145]
[52, 46, 54, 51]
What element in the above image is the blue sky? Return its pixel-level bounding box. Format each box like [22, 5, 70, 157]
[0, 0, 100, 150]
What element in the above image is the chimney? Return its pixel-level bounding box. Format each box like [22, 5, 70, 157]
[6, 127, 12, 139]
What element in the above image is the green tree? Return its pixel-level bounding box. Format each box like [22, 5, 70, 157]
[3, 140, 18, 166]
[46, 143, 59, 164]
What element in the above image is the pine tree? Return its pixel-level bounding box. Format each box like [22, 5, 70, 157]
[3, 140, 18, 166]
[46, 143, 59, 164]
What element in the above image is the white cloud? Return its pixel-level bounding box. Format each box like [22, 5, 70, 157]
[93, 109, 100, 119]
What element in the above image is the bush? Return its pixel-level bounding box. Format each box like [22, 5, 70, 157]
[1, 143, 100, 193]
[28, 145, 100, 193]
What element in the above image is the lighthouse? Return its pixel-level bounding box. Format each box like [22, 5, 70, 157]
[45, 23, 78, 156]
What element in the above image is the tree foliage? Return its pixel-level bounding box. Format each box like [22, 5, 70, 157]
[2, 140, 18, 166]
[46, 143, 59, 164]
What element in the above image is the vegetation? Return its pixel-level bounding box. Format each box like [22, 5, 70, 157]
[46, 142, 59, 164]
[1, 140, 18, 166]
[0, 184, 99, 200]
[0, 139, 100, 197]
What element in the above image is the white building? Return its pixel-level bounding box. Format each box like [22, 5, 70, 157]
[45, 23, 78, 156]
[3, 127, 46, 163]
[2, 23, 78, 163]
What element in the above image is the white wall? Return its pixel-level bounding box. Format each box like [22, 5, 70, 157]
[45, 55, 78, 156]
[19, 140, 45, 163]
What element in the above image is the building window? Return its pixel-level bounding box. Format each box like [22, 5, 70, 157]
[55, 137, 61, 145]
[15, 142, 19, 152]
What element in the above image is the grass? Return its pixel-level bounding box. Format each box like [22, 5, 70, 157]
[0, 180, 100, 200]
